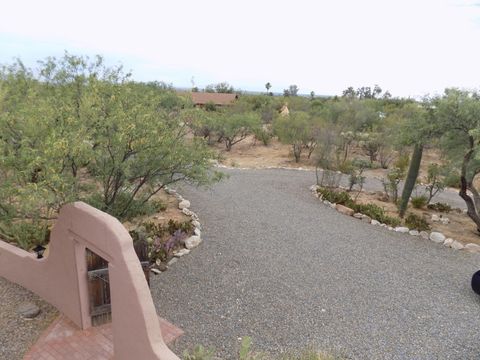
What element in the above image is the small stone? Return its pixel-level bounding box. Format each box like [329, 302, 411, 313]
[182, 208, 193, 216]
[465, 243, 480, 253]
[451, 241, 465, 250]
[194, 228, 201, 236]
[419, 231, 429, 240]
[431, 214, 440, 222]
[429, 232, 446, 243]
[173, 248, 191, 257]
[443, 238, 454, 247]
[185, 235, 202, 249]
[151, 268, 161, 275]
[309, 185, 319, 192]
[335, 204, 355, 216]
[388, 226, 393, 231]
[165, 188, 176, 195]
[156, 262, 168, 271]
[409, 230, 420, 236]
[330, 202, 337, 209]
[395, 227, 409, 233]
[17, 303, 40, 319]
[155, 259, 161, 266]
[440, 217, 450, 225]
[178, 200, 190, 210]
[380, 223, 387, 228]
[353, 213, 363, 219]
[167, 257, 178, 266]
[362, 216, 372, 223]
[371, 220, 381, 226]
[323, 200, 331, 206]
[192, 220, 201, 228]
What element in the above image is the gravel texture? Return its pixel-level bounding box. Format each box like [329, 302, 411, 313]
[151, 168, 480, 359]
[0, 277, 58, 360]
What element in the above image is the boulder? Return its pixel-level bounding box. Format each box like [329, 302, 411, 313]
[419, 231, 429, 240]
[429, 232, 446, 243]
[335, 204, 354, 216]
[194, 227, 201, 237]
[185, 235, 202, 249]
[431, 214, 440, 222]
[465, 243, 480, 253]
[409, 230, 420, 236]
[440, 217, 450, 225]
[178, 200, 191, 210]
[388, 226, 393, 231]
[353, 213, 364, 219]
[182, 208, 193, 216]
[371, 220, 381, 226]
[395, 227, 409, 233]
[451, 241, 465, 250]
[443, 238, 454, 247]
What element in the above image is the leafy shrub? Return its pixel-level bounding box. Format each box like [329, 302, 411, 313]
[443, 171, 461, 188]
[411, 196, 428, 209]
[427, 202, 452, 213]
[317, 188, 353, 206]
[0, 221, 51, 250]
[404, 213, 430, 231]
[253, 127, 272, 146]
[351, 203, 401, 227]
[317, 187, 401, 227]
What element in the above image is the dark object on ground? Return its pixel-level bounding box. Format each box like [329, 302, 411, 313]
[471, 270, 480, 295]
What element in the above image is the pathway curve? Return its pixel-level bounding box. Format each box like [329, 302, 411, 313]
[151, 168, 480, 359]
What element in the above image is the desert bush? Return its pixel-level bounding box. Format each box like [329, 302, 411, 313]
[351, 203, 401, 227]
[424, 163, 445, 203]
[183, 345, 216, 360]
[381, 167, 404, 203]
[404, 213, 430, 231]
[427, 202, 452, 213]
[411, 195, 428, 209]
[253, 127, 272, 146]
[317, 187, 352, 206]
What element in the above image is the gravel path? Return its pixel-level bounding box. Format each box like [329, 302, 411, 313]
[0, 277, 58, 360]
[151, 168, 480, 359]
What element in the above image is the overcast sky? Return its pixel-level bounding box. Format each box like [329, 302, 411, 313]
[1, 0, 480, 97]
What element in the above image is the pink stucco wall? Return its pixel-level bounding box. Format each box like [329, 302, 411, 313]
[0, 202, 179, 360]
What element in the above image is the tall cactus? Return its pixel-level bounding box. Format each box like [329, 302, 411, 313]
[399, 144, 423, 218]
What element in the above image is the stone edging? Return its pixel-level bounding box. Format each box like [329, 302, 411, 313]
[150, 186, 203, 274]
[310, 184, 480, 254]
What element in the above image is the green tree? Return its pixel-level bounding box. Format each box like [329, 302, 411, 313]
[216, 112, 261, 151]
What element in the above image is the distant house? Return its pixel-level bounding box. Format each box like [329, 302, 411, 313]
[190, 92, 238, 108]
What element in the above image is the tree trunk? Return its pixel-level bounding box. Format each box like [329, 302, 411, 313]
[459, 135, 480, 232]
[398, 144, 423, 218]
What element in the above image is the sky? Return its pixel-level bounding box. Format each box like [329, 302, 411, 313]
[1, 0, 480, 98]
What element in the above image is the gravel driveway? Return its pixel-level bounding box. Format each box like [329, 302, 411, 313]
[151, 168, 480, 359]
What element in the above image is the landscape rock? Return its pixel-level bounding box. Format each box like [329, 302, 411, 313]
[371, 220, 381, 226]
[165, 188, 176, 195]
[194, 227, 201, 236]
[192, 220, 201, 228]
[173, 248, 191, 257]
[388, 226, 393, 231]
[361, 216, 372, 223]
[431, 214, 440, 222]
[309, 185, 319, 192]
[419, 231, 429, 240]
[151, 268, 161, 275]
[451, 241, 465, 250]
[429, 232, 446, 243]
[167, 257, 178, 266]
[17, 303, 40, 319]
[330, 202, 337, 209]
[395, 227, 409, 233]
[440, 217, 450, 225]
[185, 235, 202, 249]
[443, 238, 454, 247]
[353, 213, 364, 219]
[182, 208, 193, 216]
[335, 204, 354, 216]
[409, 230, 420, 236]
[465, 243, 480, 253]
[323, 200, 331, 206]
[178, 200, 191, 209]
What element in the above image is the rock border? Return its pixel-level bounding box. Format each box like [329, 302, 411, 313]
[310, 184, 480, 254]
[150, 186, 203, 274]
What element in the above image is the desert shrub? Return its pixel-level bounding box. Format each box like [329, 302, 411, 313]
[0, 221, 51, 250]
[381, 167, 404, 203]
[253, 127, 272, 146]
[317, 187, 353, 206]
[427, 202, 452, 213]
[411, 195, 428, 209]
[351, 203, 401, 227]
[443, 171, 461, 188]
[404, 213, 430, 231]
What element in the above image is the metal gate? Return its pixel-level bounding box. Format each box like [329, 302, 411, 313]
[86, 241, 150, 326]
